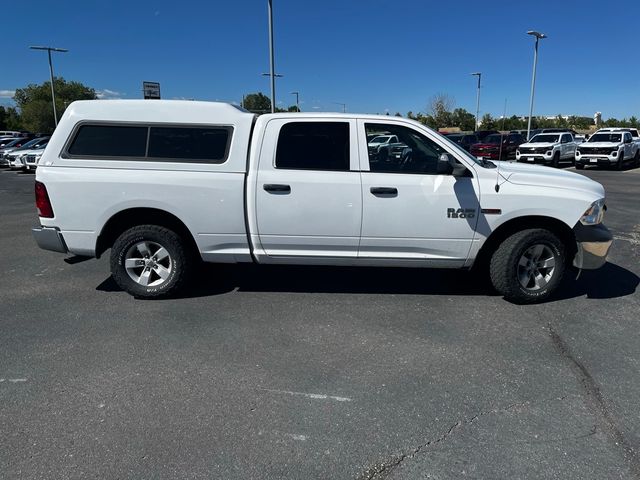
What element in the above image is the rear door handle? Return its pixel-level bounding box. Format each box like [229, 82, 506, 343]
[370, 187, 398, 197]
[263, 184, 291, 194]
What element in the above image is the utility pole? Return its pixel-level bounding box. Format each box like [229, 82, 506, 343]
[267, 0, 276, 113]
[30, 45, 68, 127]
[526, 31, 547, 140]
[471, 72, 481, 131]
[291, 91, 300, 112]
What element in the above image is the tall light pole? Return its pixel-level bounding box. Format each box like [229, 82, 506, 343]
[30, 45, 68, 127]
[526, 30, 547, 140]
[471, 72, 481, 131]
[291, 91, 299, 112]
[334, 102, 346, 113]
[261, 72, 283, 112]
[267, 0, 276, 113]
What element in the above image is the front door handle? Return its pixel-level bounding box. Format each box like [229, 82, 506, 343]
[264, 184, 291, 194]
[370, 186, 398, 197]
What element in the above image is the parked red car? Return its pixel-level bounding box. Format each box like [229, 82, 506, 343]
[469, 133, 525, 160]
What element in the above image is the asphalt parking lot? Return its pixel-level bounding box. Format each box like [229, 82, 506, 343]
[1, 165, 639, 479]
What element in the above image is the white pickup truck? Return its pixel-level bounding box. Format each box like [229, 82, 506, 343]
[575, 130, 640, 170]
[33, 100, 613, 303]
[515, 132, 577, 167]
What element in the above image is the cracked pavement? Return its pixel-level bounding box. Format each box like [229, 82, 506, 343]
[1, 166, 639, 479]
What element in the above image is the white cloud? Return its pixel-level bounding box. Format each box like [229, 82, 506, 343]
[0, 89, 15, 98]
[96, 89, 124, 99]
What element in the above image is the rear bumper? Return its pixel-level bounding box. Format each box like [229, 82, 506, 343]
[32, 226, 68, 253]
[572, 223, 613, 270]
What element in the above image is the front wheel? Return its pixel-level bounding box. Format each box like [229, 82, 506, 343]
[552, 151, 560, 168]
[110, 225, 193, 298]
[616, 152, 624, 170]
[489, 229, 566, 303]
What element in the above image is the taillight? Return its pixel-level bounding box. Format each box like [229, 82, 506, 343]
[35, 181, 54, 218]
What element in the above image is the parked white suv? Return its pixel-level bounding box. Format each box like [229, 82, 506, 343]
[516, 132, 577, 167]
[575, 131, 640, 170]
[32, 100, 613, 303]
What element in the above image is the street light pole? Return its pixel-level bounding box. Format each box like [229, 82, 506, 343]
[471, 72, 481, 131]
[526, 30, 547, 141]
[267, 0, 276, 113]
[30, 45, 68, 127]
[291, 91, 299, 112]
[334, 102, 346, 113]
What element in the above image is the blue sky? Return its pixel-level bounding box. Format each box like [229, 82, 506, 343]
[2, 0, 639, 119]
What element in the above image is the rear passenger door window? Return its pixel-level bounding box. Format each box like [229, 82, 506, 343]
[275, 122, 350, 171]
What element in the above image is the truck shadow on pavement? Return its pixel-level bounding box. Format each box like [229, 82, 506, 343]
[96, 261, 638, 303]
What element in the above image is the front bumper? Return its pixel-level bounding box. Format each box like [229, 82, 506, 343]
[32, 226, 68, 253]
[572, 223, 613, 270]
[575, 154, 618, 167]
[516, 153, 553, 164]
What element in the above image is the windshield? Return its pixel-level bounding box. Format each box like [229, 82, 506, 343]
[2, 138, 25, 148]
[16, 138, 42, 149]
[530, 134, 559, 143]
[483, 134, 504, 144]
[589, 133, 622, 143]
[370, 136, 390, 144]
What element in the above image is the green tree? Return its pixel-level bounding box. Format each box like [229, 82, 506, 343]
[0, 106, 23, 131]
[480, 113, 496, 130]
[451, 108, 476, 131]
[242, 92, 271, 113]
[287, 105, 300, 112]
[13, 77, 96, 133]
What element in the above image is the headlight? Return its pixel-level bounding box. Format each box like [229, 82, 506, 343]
[580, 199, 606, 225]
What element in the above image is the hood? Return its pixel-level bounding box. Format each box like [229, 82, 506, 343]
[497, 162, 604, 198]
[580, 142, 620, 148]
[519, 142, 556, 149]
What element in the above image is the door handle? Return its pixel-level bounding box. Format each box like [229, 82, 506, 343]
[370, 186, 398, 197]
[263, 184, 291, 194]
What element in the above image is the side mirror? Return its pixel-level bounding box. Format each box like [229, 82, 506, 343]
[438, 153, 467, 176]
[625, 137, 632, 144]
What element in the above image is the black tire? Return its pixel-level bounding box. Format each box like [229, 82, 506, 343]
[110, 225, 193, 298]
[575, 163, 584, 170]
[616, 152, 624, 170]
[634, 149, 640, 168]
[552, 151, 560, 168]
[489, 229, 566, 303]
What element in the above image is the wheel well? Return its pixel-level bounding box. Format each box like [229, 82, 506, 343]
[474, 216, 576, 271]
[96, 208, 200, 259]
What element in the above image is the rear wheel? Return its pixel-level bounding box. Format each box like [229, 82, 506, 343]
[575, 163, 584, 170]
[634, 149, 640, 167]
[489, 229, 566, 303]
[110, 225, 193, 298]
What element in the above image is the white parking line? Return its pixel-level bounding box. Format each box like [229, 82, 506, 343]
[0, 378, 27, 383]
[259, 388, 352, 402]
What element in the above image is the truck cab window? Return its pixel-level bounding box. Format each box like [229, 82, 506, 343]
[365, 123, 446, 174]
[275, 122, 350, 171]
